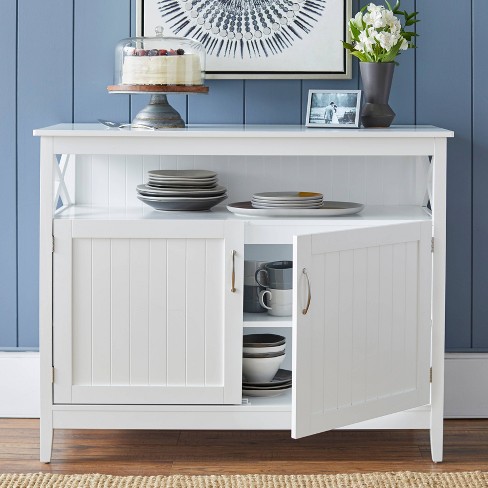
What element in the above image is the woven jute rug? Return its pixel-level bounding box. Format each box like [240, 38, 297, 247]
[1, 472, 488, 488]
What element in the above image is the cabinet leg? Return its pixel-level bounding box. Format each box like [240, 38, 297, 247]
[430, 411, 443, 463]
[40, 420, 53, 463]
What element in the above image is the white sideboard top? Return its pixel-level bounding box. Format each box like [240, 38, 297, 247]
[34, 124, 454, 139]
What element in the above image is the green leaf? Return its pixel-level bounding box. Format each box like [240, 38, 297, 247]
[349, 21, 361, 40]
[342, 41, 357, 52]
[381, 39, 403, 62]
[385, 0, 392, 11]
[351, 51, 371, 62]
[405, 19, 420, 26]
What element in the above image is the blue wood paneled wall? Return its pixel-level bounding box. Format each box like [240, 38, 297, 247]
[0, 0, 483, 350]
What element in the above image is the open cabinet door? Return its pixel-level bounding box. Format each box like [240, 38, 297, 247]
[292, 221, 432, 439]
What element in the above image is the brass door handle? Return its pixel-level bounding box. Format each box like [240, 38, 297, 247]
[231, 250, 237, 293]
[302, 268, 311, 315]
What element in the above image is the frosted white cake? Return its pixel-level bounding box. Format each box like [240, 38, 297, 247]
[122, 53, 202, 85]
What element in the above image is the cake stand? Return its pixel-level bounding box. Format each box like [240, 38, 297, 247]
[107, 84, 209, 129]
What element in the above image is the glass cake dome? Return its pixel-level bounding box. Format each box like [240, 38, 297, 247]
[114, 26, 206, 86]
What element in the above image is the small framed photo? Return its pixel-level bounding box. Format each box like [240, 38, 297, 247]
[306, 90, 362, 128]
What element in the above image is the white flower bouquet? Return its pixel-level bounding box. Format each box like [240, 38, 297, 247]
[343, 1, 418, 63]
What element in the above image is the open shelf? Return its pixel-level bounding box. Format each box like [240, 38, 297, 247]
[243, 313, 292, 328]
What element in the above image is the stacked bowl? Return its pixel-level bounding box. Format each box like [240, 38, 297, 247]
[251, 191, 323, 209]
[242, 334, 291, 397]
[137, 169, 227, 211]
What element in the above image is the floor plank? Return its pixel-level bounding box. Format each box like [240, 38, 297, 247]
[0, 419, 487, 474]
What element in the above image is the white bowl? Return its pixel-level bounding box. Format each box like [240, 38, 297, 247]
[242, 344, 286, 354]
[242, 354, 285, 383]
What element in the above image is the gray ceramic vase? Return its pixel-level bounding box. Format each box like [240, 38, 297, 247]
[360, 62, 396, 128]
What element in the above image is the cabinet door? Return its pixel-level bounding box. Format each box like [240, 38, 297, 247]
[53, 219, 244, 405]
[292, 221, 432, 438]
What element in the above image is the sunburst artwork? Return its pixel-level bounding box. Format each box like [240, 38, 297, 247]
[139, 0, 351, 78]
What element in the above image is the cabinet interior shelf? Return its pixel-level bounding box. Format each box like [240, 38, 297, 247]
[243, 313, 292, 328]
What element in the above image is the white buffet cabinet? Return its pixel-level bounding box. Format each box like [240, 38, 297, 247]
[34, 124, 453, 463]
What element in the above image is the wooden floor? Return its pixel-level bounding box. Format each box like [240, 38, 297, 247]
[1, 419, 488, 475]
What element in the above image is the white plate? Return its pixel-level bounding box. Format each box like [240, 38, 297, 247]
[137, 184, 226, 197]
[148, 169, 217, 179]
[227, 201, 365, 217]
[252, 192, 323, 201]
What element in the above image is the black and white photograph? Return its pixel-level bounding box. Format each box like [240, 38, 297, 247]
[305, 89, 361, 128]
[139, 0, 351, 79]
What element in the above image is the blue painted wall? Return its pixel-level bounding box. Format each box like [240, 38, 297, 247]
[0, 0, 483, 351]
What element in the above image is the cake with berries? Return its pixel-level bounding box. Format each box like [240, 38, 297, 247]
[121, 47, 202, 86]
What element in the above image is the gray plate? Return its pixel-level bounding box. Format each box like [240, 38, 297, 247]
[137, 184, 227, 197]
[148, 169, 217, 179]
[253, 191, 323, 201]
[138, 194, 227, 211]
[242, 385, 292, 397]
[242, 368, 292, 387]
[242, 350, 285, 358]
[227, 201, 365, 217]
[147, 180, 218, 188]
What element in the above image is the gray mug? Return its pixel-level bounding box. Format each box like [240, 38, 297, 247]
[255, 261, 293, 290]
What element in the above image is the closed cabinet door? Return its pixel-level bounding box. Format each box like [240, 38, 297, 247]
[53, 219, 244, 405]
[292, 221, 432, 438]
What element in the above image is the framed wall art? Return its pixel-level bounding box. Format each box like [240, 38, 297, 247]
[305, 90, 362, 128]
[137, 0, 352, 80]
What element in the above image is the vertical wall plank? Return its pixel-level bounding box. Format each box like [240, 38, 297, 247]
[0, 0, 18, 347]
[245, 80, 302, 124]
[417, 0, 472, 349]
[74, 0, 131, 122]
[472, 1, 488, 348]
[17, 0, 73, 348]
[188, 81, 245, 124]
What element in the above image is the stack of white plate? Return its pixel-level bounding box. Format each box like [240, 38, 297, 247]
[137, 169, 227, 211]
[251, 191, 323, 209]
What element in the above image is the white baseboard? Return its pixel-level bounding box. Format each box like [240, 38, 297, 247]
[0, 352, 40, 418]
[444, 353, 488, 418]
[1, 352, 487, 419]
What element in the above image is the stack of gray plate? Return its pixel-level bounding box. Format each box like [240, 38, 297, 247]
[242, 369, 292, 397]
[137, 169, 227, 211]
[251, 191, 323, 209]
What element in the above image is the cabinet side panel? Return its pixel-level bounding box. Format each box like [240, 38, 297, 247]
[129, 239, 150, 385]
[72, 239, 93, 385]
[91, 239, 112, 385]
[111, 240, 131, 385]
[149, 240, 168, 385]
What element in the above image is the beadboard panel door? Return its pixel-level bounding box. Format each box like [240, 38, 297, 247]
[292, 221, 432, 438]
[52, 219, 244, 405]
[0, 0, 18, 347]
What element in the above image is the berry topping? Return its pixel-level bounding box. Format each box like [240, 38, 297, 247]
[135, 49, 147, 56]
[148, 49, 159, 56]
[176, 48, 185, 55]
[159, 49, 168, 56]
[169, 49, 177, 55]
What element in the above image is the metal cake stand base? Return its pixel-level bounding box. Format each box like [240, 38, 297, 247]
[107, 85, 209, 129]
[133, 94, 185, 129]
